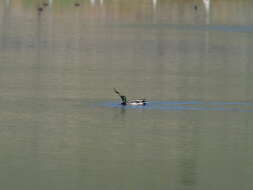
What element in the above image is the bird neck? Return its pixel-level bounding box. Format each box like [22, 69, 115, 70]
[120, 96, 127, 104]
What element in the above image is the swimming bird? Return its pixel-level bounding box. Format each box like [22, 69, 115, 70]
[113, 88, 147, 106]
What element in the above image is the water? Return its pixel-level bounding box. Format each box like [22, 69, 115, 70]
[1, 0, 253, 190]
[101, 100, 253, 112]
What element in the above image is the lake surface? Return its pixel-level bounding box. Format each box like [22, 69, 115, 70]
[1, 0, 253, 189]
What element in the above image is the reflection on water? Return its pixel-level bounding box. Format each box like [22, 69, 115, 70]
[1, 0, 253, 190]
[114, 23, 253, 33]
[101, 101, 253, 112]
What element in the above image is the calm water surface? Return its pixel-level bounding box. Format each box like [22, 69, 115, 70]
[1, 0, 253, 190]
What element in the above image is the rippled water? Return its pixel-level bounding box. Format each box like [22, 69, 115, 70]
[1, 0, 253, 190]
[101, 100, 253, 112]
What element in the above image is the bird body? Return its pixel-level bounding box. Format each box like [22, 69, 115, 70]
[126, 99, 147, 106]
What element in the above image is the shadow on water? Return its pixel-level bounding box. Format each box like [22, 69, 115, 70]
[100, 101, 253, 112]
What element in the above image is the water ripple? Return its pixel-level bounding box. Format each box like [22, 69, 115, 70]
[116, 24, 253, 33]
[100, 101, 253, 112]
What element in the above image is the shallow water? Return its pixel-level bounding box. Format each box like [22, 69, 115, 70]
[1, 0, 253, 190]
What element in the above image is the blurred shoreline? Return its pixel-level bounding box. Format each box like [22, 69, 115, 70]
[1, 0, 253, 25]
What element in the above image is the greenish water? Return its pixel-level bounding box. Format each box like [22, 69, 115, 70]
[1, 0, 253, 190]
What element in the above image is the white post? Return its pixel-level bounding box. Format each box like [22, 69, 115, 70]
[153, 0, 157, 8]
[49, 0, 53, 7]
[202, 0, 210, 14]
[5, 0, 10, 7]
[90, 0, 96, 6]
